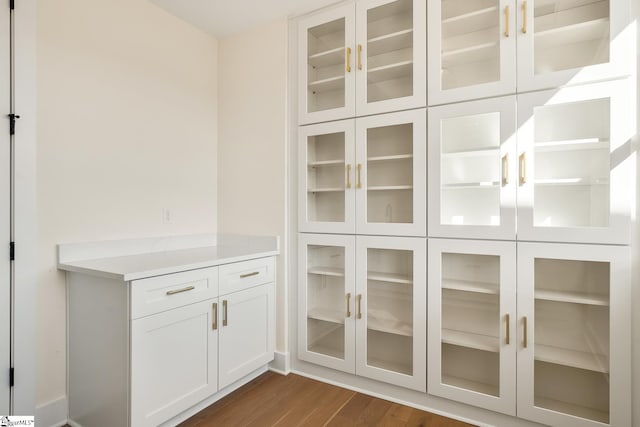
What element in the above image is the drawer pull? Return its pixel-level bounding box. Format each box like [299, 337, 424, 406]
[223, 300, 228, 326]
[240, 271, 260, 279]
[166, 285, 195, 296]
[212, 303, 218, 330]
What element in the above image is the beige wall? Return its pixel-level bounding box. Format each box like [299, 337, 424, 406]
[217, 18, 289, 353]
[37, 0, 219, 405]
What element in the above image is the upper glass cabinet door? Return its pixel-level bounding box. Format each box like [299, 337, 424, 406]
[356, 0, 427, 115]
[299, 5, 356, 125]
[428, 0, 516, 106]
[517, 0, 631, 92]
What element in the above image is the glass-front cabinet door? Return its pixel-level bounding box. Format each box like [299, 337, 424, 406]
[428, 96, 516, 240]
[298, 4, 356, 125]
[298, 233, 356, 374]
[517, 242, 630, 427]
[355, 0, 427, 115]
[428, 238, 517, 416]
[299, 120, 356, 234]
[517, 0, 631, 92]
[355, 109, 427, 237]
[355, 236, 426, 392]
[428, 0, 516, 106]
[516, 79, 631, 244]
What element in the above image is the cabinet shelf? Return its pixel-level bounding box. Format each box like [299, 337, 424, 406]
[308, 187, 344, 193]
[535, 344, 609, 373]
[535, 18, 609, 50]
[534, 396, 609, 424]
[442, 41, 498, 68]
[368, 314, 412, 337]
[536, 289, 609, 306]
[368, 271, 412, 284]
[367, 356, 412, 375]
[442, 278, 499, 295]
[368, 185, 413, 191]
[308, 307, 345, 325]
[534, 177, 609, 187]
[367, 154, 413, 162]
[367, 28, 414, 57]
[442, 374, 499, 397]
[308, 46, 345, 68]
[442, 181, 499, 189]
[308, 159, 344, 167]
[442, 147, 499, 158]
[535, 138, 609, 153]
[442, 6, 498, 25]
[442, 328, 500, 353]
[308, 75, 345, 93]
[367, 60, 413, 83]
[308, 266, 345, 277]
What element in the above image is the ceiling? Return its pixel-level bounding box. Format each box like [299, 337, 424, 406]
[150, 0, 342, 38]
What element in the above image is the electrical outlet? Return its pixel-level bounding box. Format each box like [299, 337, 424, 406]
[162, 208, 173, 225]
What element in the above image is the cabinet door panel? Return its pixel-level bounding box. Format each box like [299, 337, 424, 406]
[131, 299, 218, 427]
[517, 243, 630, 427]
[428, 238, 516, 416]
[219, 284, 275, 389]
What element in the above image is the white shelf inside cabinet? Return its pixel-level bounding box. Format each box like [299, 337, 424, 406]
[308, 46, 345, 68]
[533, 177, 609, 186]
[442, 41, 498, 68]
[442, 329, 500, 353]
[442, 182, 499, 189]
[367, 271, 412, 284]
[534, 396, 609, 424]
[367, 29, 413, 57]
[442, 374, 499, 397]
[534, 18, 609, 49]
[442, 279, 499, 295]
[367, 154, 413, 162]
[535, 343, 609, 373]
[367, 60, 413, 83]
[367, 356, 412, 375]
[442, 147, 499, 158]
[368, 185, 413, 191]
[308, 75, 345, 92]
[308, 187, 344, 193]
[308, 266, 345, 277]
[442, 6, 498, 24]
[535, 138, 609, 153]
[535, 289, 609, 306]
[308, 159, 345, 167]
[367, 314, 412, 337]
[308, 307, 345, 324]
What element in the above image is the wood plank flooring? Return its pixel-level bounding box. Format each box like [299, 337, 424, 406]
[179, 372, 475, 427]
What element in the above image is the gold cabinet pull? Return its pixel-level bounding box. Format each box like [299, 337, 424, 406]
[166, 285, 195, 296]
[223, 300, 228, 327]
[240, 271, 259, 279]
[523, 316, 528, 348]
[357, 164, 362, 189]
[346, 47, 352, 73]
[357, 44, 363, 70]
[346, 164, 352, 189]
[522, 0, 527, 33]
[505, 5, 510, 37]
[502, 154, 509, 186]
[346, 293, 352, 318]
[357, 294, 362, 319]
[519, 153, 527, 185]
[505, 313, 510, 345]
[212, 303, 218, 330]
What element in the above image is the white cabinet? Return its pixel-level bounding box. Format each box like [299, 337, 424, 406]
[298, 233, 426, 392]
[299, 109, 426, 237]
[298, 0, 426, 124]
[428, 239, 631, 426]
[428, 0, 631, 105]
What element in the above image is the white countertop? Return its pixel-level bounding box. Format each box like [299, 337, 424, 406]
[57, 234, 279, 281]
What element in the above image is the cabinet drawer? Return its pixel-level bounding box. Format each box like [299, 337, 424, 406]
[131, 267, 218, 319]
[219, 257, 275, 296]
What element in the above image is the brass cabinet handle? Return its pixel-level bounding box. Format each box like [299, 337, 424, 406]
[166, 285, 195, 296]
[523, 316, 528, 348]
[505, 313, 510, 345]
[357, 164, 363, 189]
[223, 300, 228, 327]
[357, 294, 362, 319]
[212, 303, 218, 330]
[346, 47, 352, 73]
[519, 153, 527, 185]
[346, 293, 351, 318]
[505, 5, 510, 37]
[346, 164, 352, 189]
[522, 0, 528, 33]
[240, 271, 259, 279]
[502, 154, 509, 186]
[357, 44, 363, 70]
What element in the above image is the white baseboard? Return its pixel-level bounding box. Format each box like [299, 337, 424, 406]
[36, 396, 68, 427]
[269, 351, 290, 375]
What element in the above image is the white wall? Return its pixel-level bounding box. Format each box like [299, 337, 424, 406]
[217, 18, 289, 353]
[36, 0, 219, 406]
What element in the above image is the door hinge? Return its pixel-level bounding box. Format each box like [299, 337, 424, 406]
[8, 114, 20, 136]
[9, 241, 14, 261]
[9, 368, 14, 387]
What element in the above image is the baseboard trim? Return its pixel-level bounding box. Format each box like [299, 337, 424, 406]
[36, 396, 68, 427]
[269, 351, 290, 375]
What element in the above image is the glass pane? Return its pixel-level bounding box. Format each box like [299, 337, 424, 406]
[366, 124, 414, 224]
[534, 0, 610, 74]
[366, 248, 413, 375]
[307, 18, 346, 113]
[440, 0, 501, 90]
[534, 258, 610, 423]
[533, 98, 610, 228]
[441, 112, 501, 226]
[441, 253, 500, 396]
[307, 245, 347, 359]
[307, 132, 346, 223]
[367, 0, 413, 103]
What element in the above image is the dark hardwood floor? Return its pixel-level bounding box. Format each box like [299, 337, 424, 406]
[179, 372, 475, 427]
